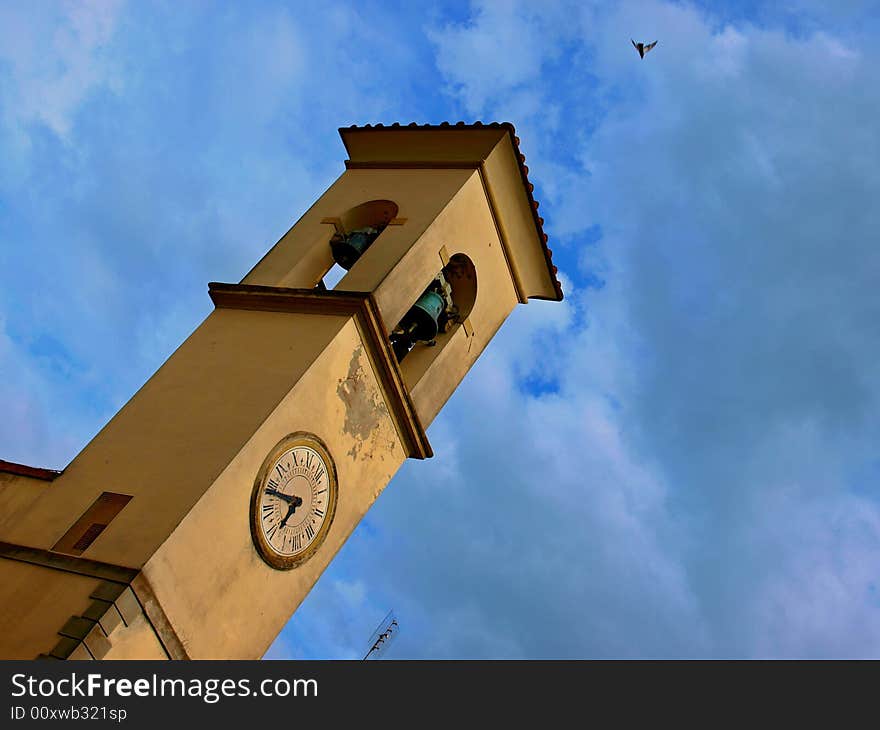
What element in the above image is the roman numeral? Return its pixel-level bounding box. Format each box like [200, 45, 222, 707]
[275, 463, 288, 478]
[305, 524, 315, 540]
[262, 505, 273, 513]
[316, 488, 327, 496]
[314, 508, 324, 517]
[267, 478, 279, 490]
[293, 533, 301, 551]
[267, 524, 278, 541]
[291, 450, 298, 466]
[305, 452, 314, 469]
[314, 468, 325, 483]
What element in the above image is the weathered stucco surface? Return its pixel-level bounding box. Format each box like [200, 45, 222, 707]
[337, 344, 395, 461]
[142, 318, 406, 659]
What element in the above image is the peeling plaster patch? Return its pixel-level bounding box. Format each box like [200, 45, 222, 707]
[337, 345, 390, 461]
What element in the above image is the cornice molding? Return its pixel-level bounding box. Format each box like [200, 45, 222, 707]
[208, 282, 432, 460]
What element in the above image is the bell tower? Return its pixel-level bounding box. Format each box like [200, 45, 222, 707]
[0, 122, 562, 660]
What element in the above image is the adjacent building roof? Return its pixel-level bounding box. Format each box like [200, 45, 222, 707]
[0, 459, 62, 482]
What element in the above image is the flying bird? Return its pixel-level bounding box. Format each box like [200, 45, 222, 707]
[631, 39, 658, 58]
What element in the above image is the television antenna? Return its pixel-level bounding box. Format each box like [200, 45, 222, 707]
[363, 610, 399, 660]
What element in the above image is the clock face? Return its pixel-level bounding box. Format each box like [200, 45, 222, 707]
[250, 434, 337, 570]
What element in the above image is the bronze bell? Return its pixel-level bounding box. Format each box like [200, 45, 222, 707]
[390, 290, 448, 362]
[330, 226, 381, 270]
[403, 290, 446, 341]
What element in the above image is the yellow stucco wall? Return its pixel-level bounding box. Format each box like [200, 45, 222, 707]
[0, 560, 100, 659]
[142, 317, 406, 658]
[2, 310, 348, 568]
[0, 126, 555, 659]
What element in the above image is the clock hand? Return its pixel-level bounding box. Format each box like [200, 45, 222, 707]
[265, 487, 296, 504]
[279, 495, 303, 528]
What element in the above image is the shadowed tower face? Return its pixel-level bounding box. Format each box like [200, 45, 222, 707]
[0, 123, 562, 660]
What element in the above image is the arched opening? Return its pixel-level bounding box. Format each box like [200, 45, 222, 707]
[443, 253, 477, 322]
[391, 253, 477, 371]
[320, 263, 348, 290]
[317, 200, 399, 289]
[339, 200, 398, 233]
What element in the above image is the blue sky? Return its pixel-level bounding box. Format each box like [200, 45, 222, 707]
[2, 0, 879, 658]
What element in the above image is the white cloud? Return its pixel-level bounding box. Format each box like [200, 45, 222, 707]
[4, 0, 879, 658]
[428, 0, 584, 117]
[0, 317, 80, 468]
[0, 0, 124, 140]
[282, 0, 880, 657]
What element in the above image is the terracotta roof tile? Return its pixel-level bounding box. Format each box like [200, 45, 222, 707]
[0, 459, 62, 482]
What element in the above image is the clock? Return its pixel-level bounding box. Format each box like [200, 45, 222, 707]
[250, 433, 338, 570]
